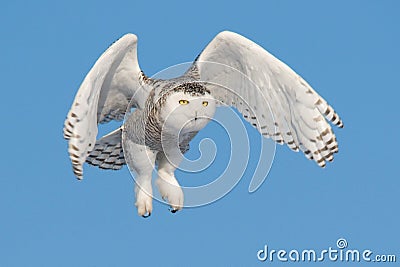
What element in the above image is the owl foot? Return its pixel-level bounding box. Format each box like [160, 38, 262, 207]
[156, 178, 184, 212]
[135, 187, 153, 217]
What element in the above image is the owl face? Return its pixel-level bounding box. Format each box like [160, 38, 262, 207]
[160, 91, 216, 133]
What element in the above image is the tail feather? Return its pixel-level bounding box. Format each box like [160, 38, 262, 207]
[86, 127, 126, 170]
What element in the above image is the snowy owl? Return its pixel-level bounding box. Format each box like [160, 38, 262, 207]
[63, 31, 343, 217]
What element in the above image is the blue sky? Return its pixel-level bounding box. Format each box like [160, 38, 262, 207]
[1, 1, 399, 266]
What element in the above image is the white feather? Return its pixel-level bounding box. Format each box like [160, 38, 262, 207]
[195, 31, 343, 167]
[63, 34, 149, 179]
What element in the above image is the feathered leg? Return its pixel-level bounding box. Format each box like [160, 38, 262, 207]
[123, 139, 157, 217]
[156, 152, 184, 213]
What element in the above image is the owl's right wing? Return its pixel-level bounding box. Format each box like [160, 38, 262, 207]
[63, 34, 150, 179]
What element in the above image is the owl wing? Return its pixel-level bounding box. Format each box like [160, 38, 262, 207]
[63, 34, 150, 179]
[192, 31, 343, 167]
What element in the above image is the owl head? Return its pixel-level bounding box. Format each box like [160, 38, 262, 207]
[158, 83, 216, 134]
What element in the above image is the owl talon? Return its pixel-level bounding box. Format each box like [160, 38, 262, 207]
[142, 212, 151, 218]
[169, 208, 178, 214]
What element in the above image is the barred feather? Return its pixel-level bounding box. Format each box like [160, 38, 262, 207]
[86, 128, 126, 170]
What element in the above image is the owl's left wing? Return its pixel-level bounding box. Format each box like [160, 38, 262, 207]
[192, 31, 343, 167]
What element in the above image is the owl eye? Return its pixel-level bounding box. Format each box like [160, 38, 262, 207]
[202, 101, 208, 107]
[179, 99, 189, 105]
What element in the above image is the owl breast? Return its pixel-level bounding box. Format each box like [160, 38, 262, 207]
[124, 80, 216, 153]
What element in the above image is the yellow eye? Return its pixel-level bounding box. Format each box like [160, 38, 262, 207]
[202, 101, 208, 107]
[179, 99, 189, 105]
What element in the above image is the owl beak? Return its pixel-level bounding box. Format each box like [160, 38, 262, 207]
[194, 111, 198, 121]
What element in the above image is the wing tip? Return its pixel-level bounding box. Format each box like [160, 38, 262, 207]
[218, 30, 235, 36]
[122, 33, 138, 43]
[216, 31, 247, 42]
[72, 165, 84, 180]
[112, 33, 137, 47]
